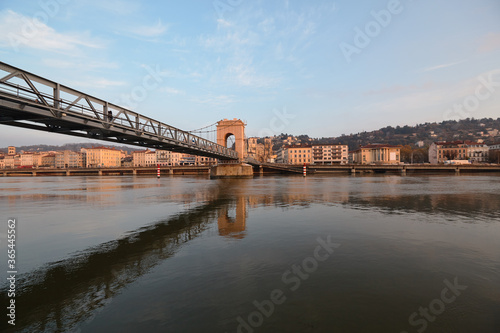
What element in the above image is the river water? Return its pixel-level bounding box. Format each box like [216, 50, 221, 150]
[1, 174, 499, 333]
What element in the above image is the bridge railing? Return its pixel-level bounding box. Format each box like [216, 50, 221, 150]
[0, 61, 238, 160]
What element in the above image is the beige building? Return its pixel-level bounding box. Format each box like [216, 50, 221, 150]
[55, 150, 82, 168]
[41, 154, 56, 168]
[277, 144, 312, 164]
[246, 137, 273, 163]
[156, 150, 185, 166]
[20, 152, 35, 167]
[8, 146, 15, 155]
[84, 147, 121, 167]
[466, 142, 489, 163]
[132, 149, 158, 167]
[352, 144, 401, 164]
[429, 141, 489, 164]
[312, 144, 348, 164]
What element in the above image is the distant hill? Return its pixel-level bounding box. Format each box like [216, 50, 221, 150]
[270, 117, 500, 151]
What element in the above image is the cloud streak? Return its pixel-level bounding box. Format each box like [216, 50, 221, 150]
[0, 10, 104, 53]
[421, 60, 466, 72]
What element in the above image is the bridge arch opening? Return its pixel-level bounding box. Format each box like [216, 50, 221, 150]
[224, 133, 236, 149]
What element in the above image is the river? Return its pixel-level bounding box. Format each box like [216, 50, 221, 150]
[1, 174, 499, 332]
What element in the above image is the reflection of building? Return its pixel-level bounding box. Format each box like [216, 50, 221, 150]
[312, 144, 348, 165]
[218, 196, 247, 239]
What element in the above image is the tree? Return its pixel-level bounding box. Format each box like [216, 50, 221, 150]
[400, 145, 413, 163]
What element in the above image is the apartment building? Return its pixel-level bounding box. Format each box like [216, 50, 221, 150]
[352, 144, 401, 164]
[277, 144, 312, 164]
[312, 144, 348, 165]
[55, 150, 82, 168]
[132, 149, 157, 167]
[84, 147, 121, 167]
[429, 141, 488, 164]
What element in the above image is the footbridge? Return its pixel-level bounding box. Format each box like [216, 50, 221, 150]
[0, 61, 238, 160]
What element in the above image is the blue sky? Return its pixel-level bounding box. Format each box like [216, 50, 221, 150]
[0, 0, 499, 146]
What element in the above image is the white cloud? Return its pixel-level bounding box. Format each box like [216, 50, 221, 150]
[129, 19, 168, 37]
[68, 78, 127, 89]
[422, 60, 466, 72]
[0, 10, 104, 53]
[161, 86, 185, 95]
[191, 94, 235, 107]
[42, 58, 118, 70]
[226, 62, 280, 88]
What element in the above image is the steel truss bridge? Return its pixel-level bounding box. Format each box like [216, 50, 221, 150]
[0, 61, 238, 160]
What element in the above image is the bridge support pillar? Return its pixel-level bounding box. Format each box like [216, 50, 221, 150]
[98, 170, 103, 176]
[169, 168, 174, 175]
[259, 165, 264, 175]
[133, 169, 137, 175]
[66, 170, 70, 176]
[210, 163, 253, 179]
[32, 171, 37, 176]
[401, 167, 406, 175]
[455, 167, 460, 174]
[350, 168, 356, 174]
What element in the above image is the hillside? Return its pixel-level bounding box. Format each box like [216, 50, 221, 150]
[271, 117, 500, 151]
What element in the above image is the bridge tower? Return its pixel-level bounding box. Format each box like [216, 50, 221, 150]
[217, 118, 246, 161]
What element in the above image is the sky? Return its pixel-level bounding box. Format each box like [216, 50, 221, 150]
[0, 0, 499, 146]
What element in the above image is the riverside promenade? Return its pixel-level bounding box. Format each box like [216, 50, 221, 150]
[2, 164, 500, 177]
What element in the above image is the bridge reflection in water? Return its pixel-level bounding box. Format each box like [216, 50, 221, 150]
[1, 180, 249, 333]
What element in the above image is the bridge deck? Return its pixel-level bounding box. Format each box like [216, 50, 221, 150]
[0, 62, 238, 160]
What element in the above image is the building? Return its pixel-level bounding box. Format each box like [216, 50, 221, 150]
[467, 142, 489, 163]
[246, 137, 258, 159]
[8, 146, 15, 155]
[55, 150, 81, 168]
[429, 141, 488, 164]
[20, 152, 35, 167]
[41, 154, 56, 168]
[312, 144, 348, 165]
[132, 149, 157, 167]
[195, 155, 216, 166]
[352, 144, 401, 164]
[277, 144, 312, 164]
[84, 147, 121, 167]
[156, 150, 184, 166]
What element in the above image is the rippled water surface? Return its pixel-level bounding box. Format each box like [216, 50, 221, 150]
[1, 174, 500, 332]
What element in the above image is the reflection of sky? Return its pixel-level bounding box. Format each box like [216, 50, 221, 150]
[1, 175, 500, 332]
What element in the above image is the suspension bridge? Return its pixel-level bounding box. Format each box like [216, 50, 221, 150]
[0, 61, 239, 160]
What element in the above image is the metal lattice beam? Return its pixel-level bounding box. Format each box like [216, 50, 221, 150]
[0, 61, 239, 160]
